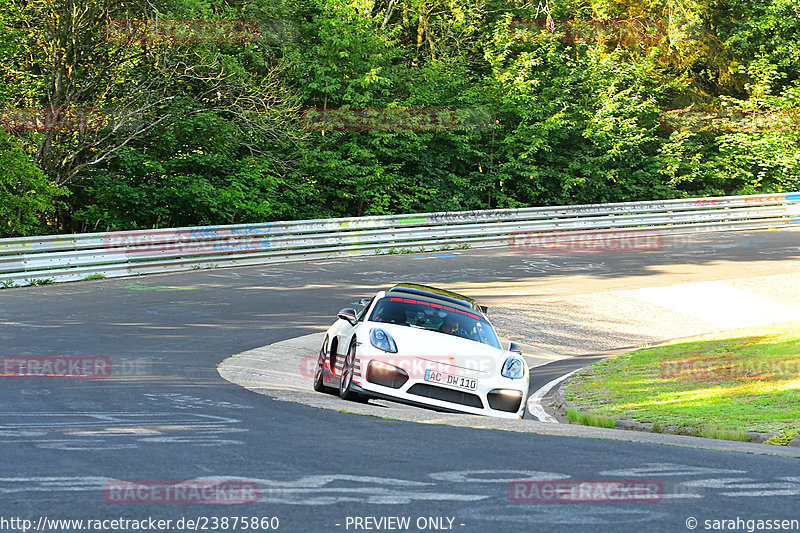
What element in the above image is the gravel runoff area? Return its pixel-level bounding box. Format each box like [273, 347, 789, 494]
[487, 271, 800, 356]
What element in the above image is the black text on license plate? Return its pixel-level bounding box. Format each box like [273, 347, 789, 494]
[424, 370, 477, 391]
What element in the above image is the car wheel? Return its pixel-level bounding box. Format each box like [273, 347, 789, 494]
[313, 336, 331, 393]
[339, 338, 362, 401]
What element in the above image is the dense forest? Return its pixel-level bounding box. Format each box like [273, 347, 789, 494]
[0, 0, 798, 237]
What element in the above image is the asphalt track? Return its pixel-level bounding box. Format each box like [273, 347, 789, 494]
[2, 229, 800, 533]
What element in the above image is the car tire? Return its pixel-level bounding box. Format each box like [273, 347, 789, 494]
[339, 339, 363, 401]
[313, 336, 332, 393]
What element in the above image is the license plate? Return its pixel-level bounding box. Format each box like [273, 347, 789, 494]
[424, 369, 478, 391]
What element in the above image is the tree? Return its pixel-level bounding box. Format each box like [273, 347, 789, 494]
[4, 0, 299, 230]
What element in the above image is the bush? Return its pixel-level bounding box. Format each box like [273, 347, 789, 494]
[0, 132, 66, 237]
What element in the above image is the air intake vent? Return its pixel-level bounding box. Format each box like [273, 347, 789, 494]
[407, 384, 483, 408]
[487, 389, 523, 413]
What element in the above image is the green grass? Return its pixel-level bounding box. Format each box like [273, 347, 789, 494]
[696, 426, 750, 441]
[566, 407, 615, 428]
[83, 274, 106, 280]
[564, 321, 800, 442]
[26, 278, 55, 286]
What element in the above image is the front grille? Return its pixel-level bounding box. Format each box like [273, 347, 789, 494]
[407, 384, 483, 409]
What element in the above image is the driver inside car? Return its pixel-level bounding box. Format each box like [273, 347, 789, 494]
[440, 317, 470, 339]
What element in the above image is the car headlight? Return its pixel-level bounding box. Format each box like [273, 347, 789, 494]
[501, 356, 525, 379]
[369, 328, 397, 353]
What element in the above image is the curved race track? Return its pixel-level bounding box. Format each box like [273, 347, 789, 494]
[1, 229, 800, 533]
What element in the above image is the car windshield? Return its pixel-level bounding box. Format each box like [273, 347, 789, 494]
[368, 296, 502, 349]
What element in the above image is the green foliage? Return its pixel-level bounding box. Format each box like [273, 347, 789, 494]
[764, 432, 796, 446]
[74, 111, 316, 230]
[485, 21, 671, 204]
[25, 278, 55, 286]
[0, 0, 28, 104]
[2, 0, 799, 236]
[0, 132, 67, 237]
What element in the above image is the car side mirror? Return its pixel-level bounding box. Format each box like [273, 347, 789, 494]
[508, 342, 522, 354]
[337, 308, 358, 326]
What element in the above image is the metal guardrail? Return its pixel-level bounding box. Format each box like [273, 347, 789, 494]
[1, 192, 798, 287]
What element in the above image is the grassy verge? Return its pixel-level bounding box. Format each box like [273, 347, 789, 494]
[564, 321, 800, 442]
[566, 407, 614, 428]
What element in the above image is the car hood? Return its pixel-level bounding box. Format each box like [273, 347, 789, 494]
[364, 321, 514, 373]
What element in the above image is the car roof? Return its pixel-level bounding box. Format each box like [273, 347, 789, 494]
[387, 283, 488, 313]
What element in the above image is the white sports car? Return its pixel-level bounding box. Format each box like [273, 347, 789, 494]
[313, 283, 529, 419]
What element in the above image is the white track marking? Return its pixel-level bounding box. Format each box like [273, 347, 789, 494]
[0, 412, 246, 450]
[429, 470, 570, 483]
[600, 463, 746, 477]
[526, 368, 582, 423]
[682, 478, 800, 497]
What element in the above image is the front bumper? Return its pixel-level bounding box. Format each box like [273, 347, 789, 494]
[349, 353, 529, 420]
